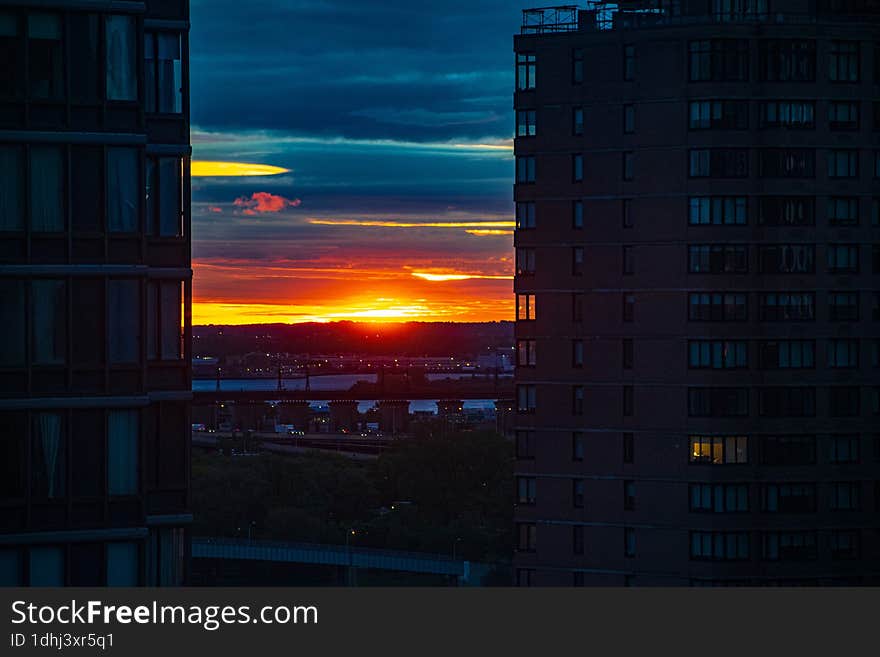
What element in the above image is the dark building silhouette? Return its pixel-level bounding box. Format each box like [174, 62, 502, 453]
[513, 1, 880, 586]
[0, 0, 191, 586]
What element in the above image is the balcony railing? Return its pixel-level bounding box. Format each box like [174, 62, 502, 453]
[521, 6, 580, 33]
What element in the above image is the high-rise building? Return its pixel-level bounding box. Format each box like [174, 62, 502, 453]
[513, 1, 880, 586]
[0, 0, 192, 586]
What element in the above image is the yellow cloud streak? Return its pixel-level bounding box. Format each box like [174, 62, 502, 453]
[191, 161, 291, 177]
[411, 272, 513, 282]
[465, 229, 514, 236]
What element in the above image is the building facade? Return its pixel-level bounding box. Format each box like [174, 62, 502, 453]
[0, 0, 192, 586]
[513, 0, 880, 586]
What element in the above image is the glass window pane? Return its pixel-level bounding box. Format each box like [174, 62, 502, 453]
[105, 15, 136, 101]
[157, 33, 182, 113]
[108, 280, 140, 363]
[29, 546, 64, 586]
[29, 146, 63, 232]
[158, 158, 181, 236]
[107, 148, 139, 232]
[27, 14, 62, 99]
[32, 279, 66, 365]
[107, 543, 139, 586]
[0, 549, 21, 586]
[0, 145, 23, 230]
[160, 282, 181, 360]
[0, 280, 25, 366]
[108, 410, 139, 496]
[32, 413, 65, 499]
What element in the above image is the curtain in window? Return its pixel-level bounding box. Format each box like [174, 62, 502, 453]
[0, 550, 21, 586]
[107, 148, 138, 232]
[160, 282, 181, 360]
[108, 279, 140, 363]
[159, 529, 184, 587]
[108, 410, 138, 496]
[106, 542, 139, 586]
[36, 413, 63, 499]
[32, 279, 65, 365]
[0, 146, 23, 230]
[105, 15, 136, 101]
[29, 546, 64, 586]
[29, 147, 63, 232]
[158, 157, 181, 236]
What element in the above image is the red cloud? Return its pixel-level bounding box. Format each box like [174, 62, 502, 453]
[209, 206, 223, 214]
[234, 192, 302, 215]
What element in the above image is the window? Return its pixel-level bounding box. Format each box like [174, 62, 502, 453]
[689, 148, 748, 178]
[829, 40, 859, 82]
[27, 13, 62, 100]
[29, 146, 64, 232]
[572, 527, 584, 555]
[516, 294, 536, 321]
[624, 528, 636, 558]
[874, 245, 880, 274]
[830, 482, 861, 511]
[516, 569, 533, 587]
[0, 145, 24, 231]
[572, 432, 584, 462]
[689, 39, 749, 81]
[30, 546, 65, 586]
[572, 154, 584, 182]
[689, 341, 747, 369]
[688, 100, 748, 130]
[689, 292, 748, 322]
[623, 433, 634, 464]
[516, 202, 535, 230]
[759, 387, 816, 417]
[759, 148, 815, 178]
[688, 388, 749, 417]
[759, 197, 813, 226]
[0, 11, 22, 99]
[32, 279, 66, 365]
[690, 484, 749, 513]
[108, 279, 140, 363]
[827, 150, 858, 178]
[516, 156, 535, 184]
[108, 410, 139, 496]
[762, 435, 816, 465]
[758, 340, 815, 369]
[831, 531, 860, 561]
[623, 45, 635, 81]
[32, 413, 65, 499]
[107, 543, 139, 587]
[828, 340, 859, 371]
[572, 340, 584, 368]
[691, 532, 749, 561]
[572, 479, 585, 508]
[108, 148, 139, 233]
[829, 386, 860, 417]
[830, 435, 860, 464]
[759, 292, 815, 321]
[713, 0, 768, 21]
[517, 523, 536, 552]
[622, 199, 633, 228]
[517, 110, 536, 137]
[145, 31, 183, 113]
[622, 339, 633, 370]
[0, 413, 26, 500]
[147, 281, 184, 361]
[623, 246, 635, 275]
[623, 386, 634, 417]
[623, 294, 635, 322]
[516, 53, 536, 90]
[690, 436, 748, 465]
[623, 481, 636, 511]
[0, 549, 22, 586]
[572, 247, 584, 276]
[622, 152, 633, 181]
[572, 293, 584, 322]
[105, 15, 136, 101]
[689, 197, 747, 225]
[572, 48, 584, 84]
[517, 477, 536, 506]
[688, 245, 748, 274]
[0, 280, 25, 367]
[572, 201, 583, 229]
[828, 197, 858, 226]
[761, 484, 816, 513]
[516, 248, 535, 277]
[875, 151, 880, 178]
[517, 385, 536, 414]
[762, 532, 817, 561]
[573, 572, 584, 587]
[145, 156, 184, 237]
[759, 100, 815, 128]
[572, 386, 584, 416]
[829, 101, 859, 130]
[759, 40, 816, 81]
[758, 244, 815, 274]
[516, 339, 536, 368]
[516, 430, 535, 460]
[828, 291, 859, 322]
[623, 104, 635, 133]
[573, 106, 584, 136]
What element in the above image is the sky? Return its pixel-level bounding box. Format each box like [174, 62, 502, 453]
[189, 0, 536, 325]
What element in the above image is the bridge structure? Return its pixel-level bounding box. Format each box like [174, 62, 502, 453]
[192, 537, 495, 586]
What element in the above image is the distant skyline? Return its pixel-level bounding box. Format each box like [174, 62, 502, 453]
[189, 0, 536, 324]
